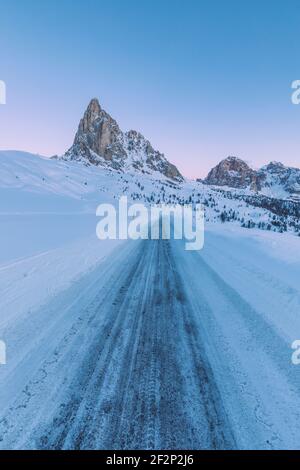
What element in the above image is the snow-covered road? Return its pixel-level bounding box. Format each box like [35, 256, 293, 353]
[0, 230, 300, 449]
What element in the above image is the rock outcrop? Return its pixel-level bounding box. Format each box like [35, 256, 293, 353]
[204, 156, 262, 190]
[258, 161, 300, 195]
[203, 156, 300, 199]
[60, 98, 183, 181]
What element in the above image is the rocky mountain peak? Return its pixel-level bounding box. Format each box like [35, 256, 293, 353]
[84, 97, 101, 120]
[258, 161, 300, 195]
[202, 156, 300, 198]
[60, 99, 183, 181]
[204, 156, 261, 190]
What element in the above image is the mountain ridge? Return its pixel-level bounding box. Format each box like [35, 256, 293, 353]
[57, 98, 183, 182]
[201, 156, 300, 200]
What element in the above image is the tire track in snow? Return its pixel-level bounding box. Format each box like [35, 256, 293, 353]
[0, 238, 236, 449]
[172, 241, 300, 449]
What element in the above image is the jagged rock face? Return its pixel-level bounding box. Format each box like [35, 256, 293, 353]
[203, 157, 300, 198]
[258, 162, 300, 195]
[124, 130, 181, 179]
[204, 156, 261, 190]
[61, 98, 183, 181]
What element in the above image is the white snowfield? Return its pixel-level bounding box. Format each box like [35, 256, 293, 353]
[0, 150, 300, 449]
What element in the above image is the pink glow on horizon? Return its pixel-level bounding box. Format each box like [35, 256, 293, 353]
[1, 95, 300, 180]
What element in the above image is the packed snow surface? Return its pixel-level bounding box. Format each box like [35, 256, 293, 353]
[0, 150, 300, 449]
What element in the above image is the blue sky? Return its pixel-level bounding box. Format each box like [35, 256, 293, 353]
[0, 0, 299, 177]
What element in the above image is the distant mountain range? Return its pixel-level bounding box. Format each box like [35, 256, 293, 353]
[52, 98, 300, 201]
[1, 93, 300, 235]
[200, 156, 300, 201]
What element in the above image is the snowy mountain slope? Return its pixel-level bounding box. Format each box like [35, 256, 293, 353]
[0, 150, 178, 213]
[56, 98, 183, 181]
[0, 150, 184, 263]
[258, 161, 300, 200]
[0, 150, 299, 243]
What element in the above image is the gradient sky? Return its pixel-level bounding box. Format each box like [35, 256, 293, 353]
[0, 0, 299, 178]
